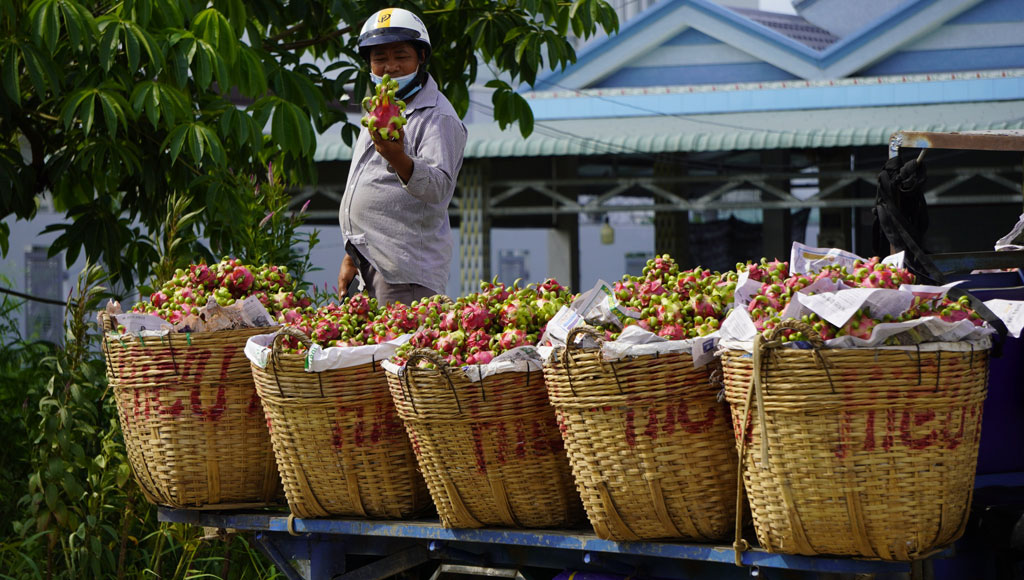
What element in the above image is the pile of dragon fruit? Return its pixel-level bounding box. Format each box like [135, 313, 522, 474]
[131, 258, 311, 325]
[394, 278, 575, 367]
[260, 253, 991, 361]
[275, 294, 448, 351]
[741, 256, 983, 342]
[272, 278, 574, 366]
[606, 254, 738, 340]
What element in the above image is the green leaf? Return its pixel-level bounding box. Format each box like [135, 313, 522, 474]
[44, 483, 57, 510]
[515, 94, 535, 138]
[29, 0, 60, 54]
[236, 45, 267, 97]
[186, 124, 203, 162]
[96, 91, 127, 137]
[21, 43, 60, 96]
[163, 124, 188, 164]
[97, 19, 120, 72]
[2, 51, 20, 106]
[124, 21, 141, 70]
[124, 22, 164, 71]
[193, 41, 212, 89]
[116, 463, 130, 487]
[271, 100, 312, 156]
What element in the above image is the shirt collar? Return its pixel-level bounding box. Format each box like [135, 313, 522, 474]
[402, 74, 439, 115]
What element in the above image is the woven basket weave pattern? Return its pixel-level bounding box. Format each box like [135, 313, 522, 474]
[103, 326, 282, 509]
[252, 352, 430, 519]
[722, 346, 987, 560]
[544, 348, 737, 541]
[387, 357, 584, 529]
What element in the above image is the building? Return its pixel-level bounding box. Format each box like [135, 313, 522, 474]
[307, 0, 1024, 295]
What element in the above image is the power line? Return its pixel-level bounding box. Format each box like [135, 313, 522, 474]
[0, 285, 70, 307]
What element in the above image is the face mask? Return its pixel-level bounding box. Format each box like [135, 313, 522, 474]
[371, 68, 421, 98]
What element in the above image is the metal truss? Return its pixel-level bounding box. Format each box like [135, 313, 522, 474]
[293, 164, 1022, 223]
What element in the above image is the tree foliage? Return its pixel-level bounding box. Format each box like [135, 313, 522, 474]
[0, 0, 618, 289]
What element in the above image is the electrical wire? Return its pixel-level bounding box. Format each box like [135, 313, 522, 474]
[0, 285, 70, 307]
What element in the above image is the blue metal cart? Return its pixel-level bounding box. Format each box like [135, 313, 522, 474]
[158, 506, 952, 580]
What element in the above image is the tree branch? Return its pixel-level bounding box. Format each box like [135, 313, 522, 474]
[263, 27, 348, 52]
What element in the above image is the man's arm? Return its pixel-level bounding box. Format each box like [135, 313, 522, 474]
[338, 254, 358, 299]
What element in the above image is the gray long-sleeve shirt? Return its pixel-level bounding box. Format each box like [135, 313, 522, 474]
[339, 75, 467, 295]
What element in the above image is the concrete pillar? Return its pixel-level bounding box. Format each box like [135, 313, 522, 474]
[760, 150, 793, 261]
[457, 160, 490, 296]
[653, 159, 692, 267]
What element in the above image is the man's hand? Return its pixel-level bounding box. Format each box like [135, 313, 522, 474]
[370, 126, 414, 183]
[338, 254, 358, 299]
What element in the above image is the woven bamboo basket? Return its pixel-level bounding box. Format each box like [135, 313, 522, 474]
[385, 349, 585, 529]
[542, 327, 738, 541]
[721, 320, 988, 561]
[100, 313, 282, 509]
[250, 328, 431, 519]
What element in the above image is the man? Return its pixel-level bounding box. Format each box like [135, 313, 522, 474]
[338, 7, 467, 305]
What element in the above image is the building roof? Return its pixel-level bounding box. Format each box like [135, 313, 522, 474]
[728, 7, 839, 51]
[314, 98, 1024, 161]
[530, 0, 987, 88]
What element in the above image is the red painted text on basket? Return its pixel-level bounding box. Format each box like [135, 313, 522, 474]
[247, 392, 262, 416]
[331, 402, 405, 449]
[470, 419, 564, 473]
[833, 404, 981, 458]
[190, 386, 227, 421]
[623, 400, 718, 448]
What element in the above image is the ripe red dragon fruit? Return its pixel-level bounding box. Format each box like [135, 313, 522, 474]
[409, 327, 440, 349]
[189, 264, 216, 289]
[466, 350, 495, 365]
[689, 293, 718, 318]
[435, 331, 466, 355]
[361, 75, 407, 141]
[150, 290, 169, 308]
[838, 309, 878, 340]
[465, 329, 492, 351]
[226, 266, 254, 295]
[657, 324, 685, 340]
[348, 293, 371, 315]
[493, 328, 529, 351]
[460, 303, 491, 330]
[440, 310, 459, 331]
[498, 296, 537, 329]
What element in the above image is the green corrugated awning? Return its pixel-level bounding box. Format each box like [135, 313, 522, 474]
[313, 100, 1024, 162]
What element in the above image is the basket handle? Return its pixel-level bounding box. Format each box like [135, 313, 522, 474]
[733, 317, 827, 566]
[269, 326, 314, 397]
[761, 318, 824, 349]
[565, 325, 604, 351]
[98, 311, 115, 333]
[426, 294, 454, 305]
[403, 348, 461, 413]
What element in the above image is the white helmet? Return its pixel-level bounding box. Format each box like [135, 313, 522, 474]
[357, 8, 431, 61]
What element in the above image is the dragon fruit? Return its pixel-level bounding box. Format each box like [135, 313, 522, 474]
[361, 75, 407, 141]
[226, 266, 254, 295]
[493, 328, 529, 351]
[465, 350, 495, 365]
[460, 303, 492, 330]
[838, 309, 878, 340]
[466, 329, 492, 351]
[150, 291, 169, 308]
